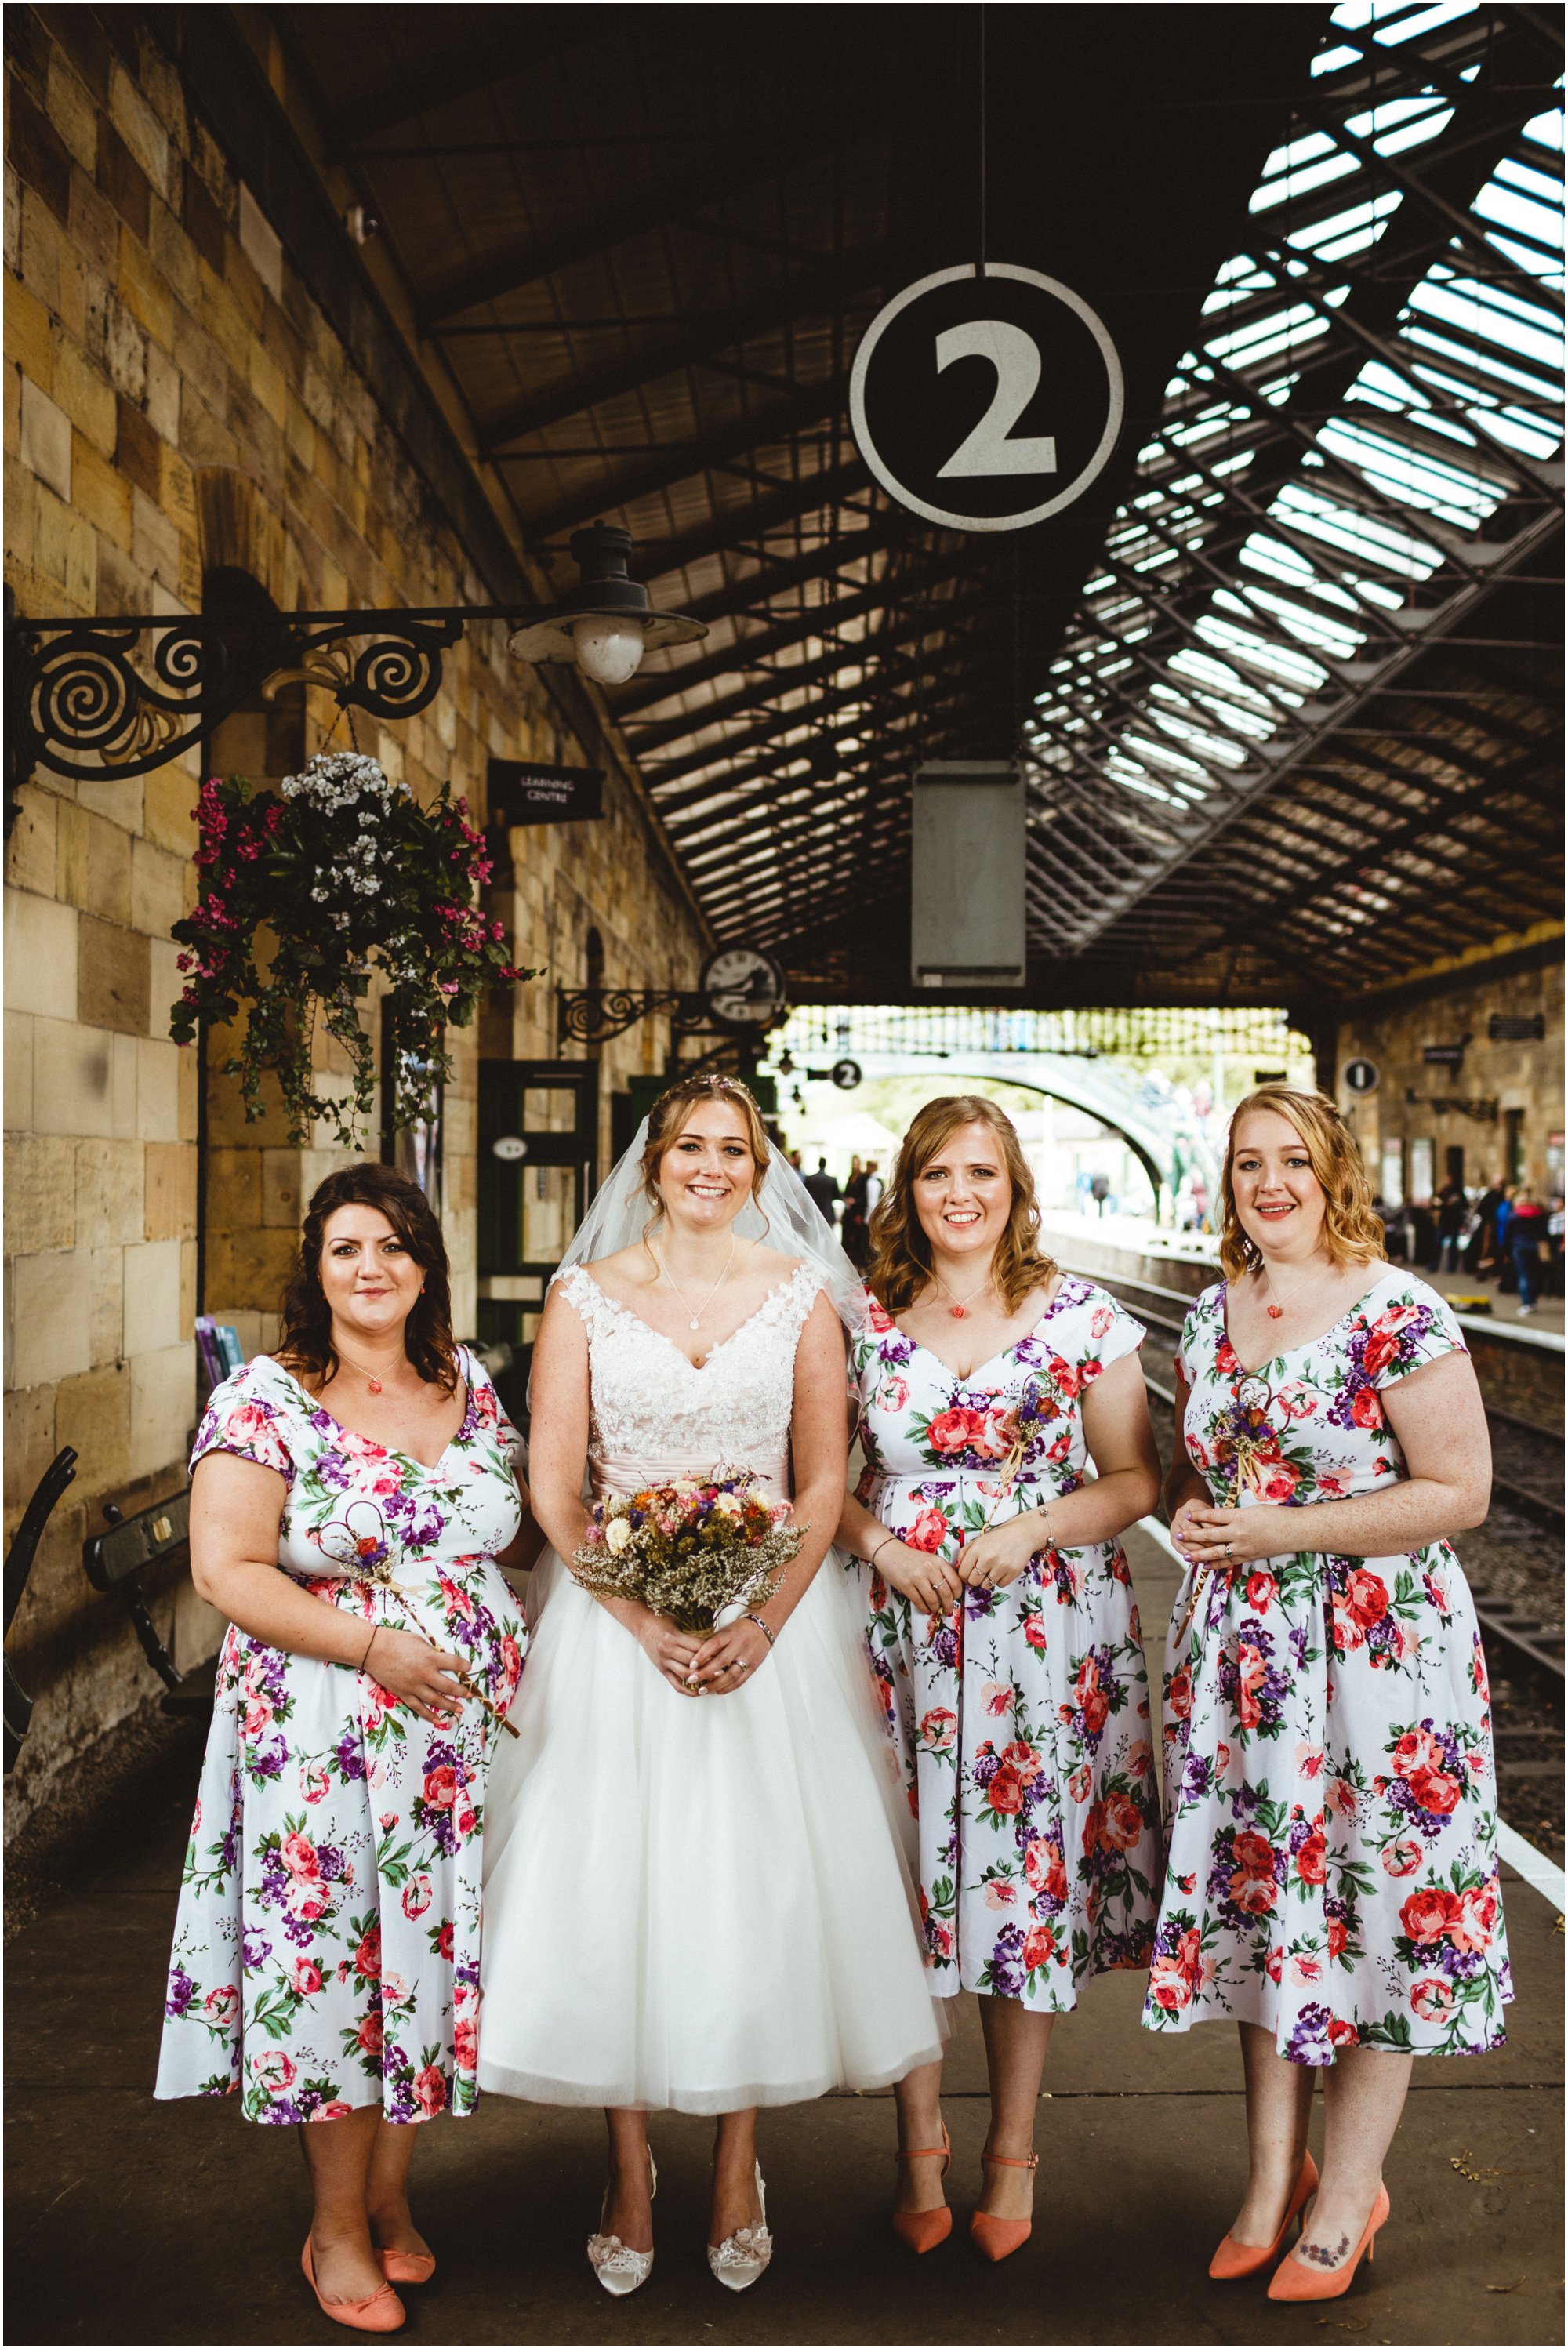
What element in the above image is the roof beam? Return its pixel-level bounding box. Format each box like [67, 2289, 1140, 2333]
[638, 594, 989, 779]
[520, 375, 850, 540]
[630, 460, 874, 583]
[417, 112, 885, 327]
[612, 555, 965, 719]
[477, 250, 888, 451]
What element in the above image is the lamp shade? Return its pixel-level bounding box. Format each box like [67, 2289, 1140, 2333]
[508, 521, 706, 677]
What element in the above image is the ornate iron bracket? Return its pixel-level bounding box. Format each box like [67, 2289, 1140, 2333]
[3, 590, 517, 833]
[1406, 1094, 1501, 1123]
[557, 986, 726, 1047]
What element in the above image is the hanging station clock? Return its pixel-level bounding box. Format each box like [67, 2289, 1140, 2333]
[700, 946, 786, 1030]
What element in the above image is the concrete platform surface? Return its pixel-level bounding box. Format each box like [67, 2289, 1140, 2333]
[6, 1547, 1563, 2348]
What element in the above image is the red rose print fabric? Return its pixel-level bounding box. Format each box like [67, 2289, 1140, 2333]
[851, 1277, 1160, 2013]
[154, 1350, 525, 2123]
[1145, 1271, 1512, 2063]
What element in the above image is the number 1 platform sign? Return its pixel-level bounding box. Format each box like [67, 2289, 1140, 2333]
[849, 263, 1123, 534]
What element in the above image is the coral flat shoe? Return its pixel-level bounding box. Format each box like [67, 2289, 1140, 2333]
[891, 2121, 953, 2253]
[376, 2249, 436, 2285]
[301, 2238, 405, 2333]
[968, 2151, 1037, 2264]
[1267, 2183, 1389, 2302]
[1208, 2150, 1319, 2279]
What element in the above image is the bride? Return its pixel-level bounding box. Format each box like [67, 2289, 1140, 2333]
[478, 1073, 942, 2293]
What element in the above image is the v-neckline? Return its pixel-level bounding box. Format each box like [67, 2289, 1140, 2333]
[893, 1274, 1072, 1385]
[267, 1354, 476, 1472]
[578, 1265, 804, 1370]
[1220, 1269, 1394, 1378]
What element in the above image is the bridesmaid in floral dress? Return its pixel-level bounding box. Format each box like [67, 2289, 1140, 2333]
[155, 1166, 531, 2333]
[838, 1096, 1163, 2260]
[1149, 1087, 1507, 2303]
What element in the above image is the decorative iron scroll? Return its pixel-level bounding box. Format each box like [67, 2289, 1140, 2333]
[5, 592, 467, 828]
[557, 987, 724, 1047]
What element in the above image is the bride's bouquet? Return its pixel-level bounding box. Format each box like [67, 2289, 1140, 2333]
[570, 1465, 804, 1632]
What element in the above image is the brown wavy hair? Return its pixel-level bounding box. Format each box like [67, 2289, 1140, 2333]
[868, 1095, 1058, 1314]
[275, 1163, 459, 1392]
[1218, 1086, 1388, 1281]
[638, 1073, 771, 1218]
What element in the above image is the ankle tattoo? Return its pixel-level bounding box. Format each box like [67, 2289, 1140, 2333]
[1298, 2232, 1350, 2268]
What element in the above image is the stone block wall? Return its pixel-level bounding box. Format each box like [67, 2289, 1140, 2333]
[3, 8, 707, 1837]
[1334, 948, 1564, 1202]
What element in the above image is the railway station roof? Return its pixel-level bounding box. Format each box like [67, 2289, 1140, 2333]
[273, 1, 1563, 1012]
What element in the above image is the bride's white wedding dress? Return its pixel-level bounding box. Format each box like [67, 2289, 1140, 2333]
[477, 1261, 944, 2113]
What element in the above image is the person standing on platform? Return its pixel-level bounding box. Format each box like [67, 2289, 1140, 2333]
[1502, 1185, 1549, 1316]
[803, 1155, 841, 1226]
[840, 1154, 871, 1267]
[1148, 1087, 1508, 2304]
[1468, 1172, 1506, 1276]
[477, 1077, 942, 2298]
[1428, 1175, 1468, 1275]
[155, 1166, 532, 2335]
[839, 1097, 1162, 2263]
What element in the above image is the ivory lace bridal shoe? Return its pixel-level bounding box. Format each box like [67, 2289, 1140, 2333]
[708, 2162, 773, 2292]
[587, 2151, 658, 2296]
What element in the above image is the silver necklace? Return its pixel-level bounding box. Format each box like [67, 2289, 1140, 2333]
[655, 1236, 737, 1331]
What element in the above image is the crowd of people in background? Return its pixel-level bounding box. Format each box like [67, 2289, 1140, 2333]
[789, 1151, 884, 1268]
[1376, 1172, 1565, 1316]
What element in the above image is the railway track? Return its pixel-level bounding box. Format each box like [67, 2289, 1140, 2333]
[1067, 1264, 1566, 1694]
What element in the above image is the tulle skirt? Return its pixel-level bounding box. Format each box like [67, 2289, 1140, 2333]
[477, 1550, 946, 2112]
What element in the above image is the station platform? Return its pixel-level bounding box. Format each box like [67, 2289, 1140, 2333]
[1040, 1214, 1565, 1433]
[6, 1528, 1561, 2347]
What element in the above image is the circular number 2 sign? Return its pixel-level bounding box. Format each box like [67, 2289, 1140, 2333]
[850, 263, 1124, 533]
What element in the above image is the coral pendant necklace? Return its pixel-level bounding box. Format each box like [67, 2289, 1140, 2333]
[934, 1269, 994, 1320]
[1260, 1262, 1319, 1321]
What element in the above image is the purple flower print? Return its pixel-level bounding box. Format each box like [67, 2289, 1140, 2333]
[165, 1965, 197, 2019]
[1180, 1749, 1213, 1803]
[1285, 2002, 1334, 2067]
[334, 1730, 366, 1781]
[241, 1928, 271, 1973]
[986, 1922, 1026, 2000]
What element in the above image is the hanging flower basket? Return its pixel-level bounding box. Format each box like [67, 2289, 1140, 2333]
[169, 751, 535, 1145]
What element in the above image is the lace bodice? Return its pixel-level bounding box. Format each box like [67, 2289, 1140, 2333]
[554, 1262, 825, 1483]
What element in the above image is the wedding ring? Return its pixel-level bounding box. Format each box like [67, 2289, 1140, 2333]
[1225, 1541, 1233, 1558]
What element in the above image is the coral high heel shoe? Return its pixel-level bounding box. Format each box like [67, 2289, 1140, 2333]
[301, 2238, 405, 2333]
[1208, 2150, 1319, 2280]
[968, 2151, 1037, 2264]
[1267, 2183, 1389, 2302]
[376, 2249, 436, 2286]
[892, 2122, 953, 2254]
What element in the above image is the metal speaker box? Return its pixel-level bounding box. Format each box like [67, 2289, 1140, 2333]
[910, 761, 1025, 989]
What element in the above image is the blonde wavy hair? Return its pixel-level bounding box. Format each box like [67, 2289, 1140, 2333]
[1219, 1085, 1388, 1280]
[868, 1095, 1058, 1314]
[638, 1073, 771, 1218]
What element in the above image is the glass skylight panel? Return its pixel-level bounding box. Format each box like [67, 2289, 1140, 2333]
[1367, 0, 1481, 46]
[1250, 147, 1361, 211]
[1025, 3, 1559, 950]
[1475, 179, 1564, 256]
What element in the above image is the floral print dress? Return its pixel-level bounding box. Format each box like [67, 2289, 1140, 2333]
[1145, 1270, 1512, 2063]
[852, 1278, 1161, 2011]
[154, 1350, 524, 2126]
